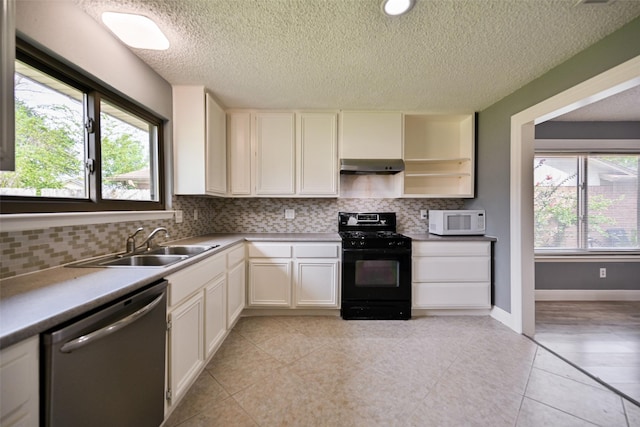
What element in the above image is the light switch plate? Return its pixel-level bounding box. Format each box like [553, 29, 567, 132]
[175, 210, 183, 223]
[285, 209, 295, 219]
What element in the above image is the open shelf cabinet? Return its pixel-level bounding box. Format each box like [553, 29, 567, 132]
[402, 114, 475, 197]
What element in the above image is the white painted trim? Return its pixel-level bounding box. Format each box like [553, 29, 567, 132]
[490, 305, 513, 329]
[534, 139, 640, 151]
[0, 210, 176, 232]
[510, 55, 640, 336]
[536, 255, 640, 262]
[536, 290, 640, 301]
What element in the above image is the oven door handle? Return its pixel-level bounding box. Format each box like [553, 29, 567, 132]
[60, 293, 164, 353]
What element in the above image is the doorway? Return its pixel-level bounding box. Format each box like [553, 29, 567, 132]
[509, 54, 640, 337]
[509, 55, 640, 405]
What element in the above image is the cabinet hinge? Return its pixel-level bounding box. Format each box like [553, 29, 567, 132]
[166, 389, 172, 401]
[167, 320, 172, 331]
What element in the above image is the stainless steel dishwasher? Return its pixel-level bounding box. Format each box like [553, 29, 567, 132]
[42, 280, 167, 427]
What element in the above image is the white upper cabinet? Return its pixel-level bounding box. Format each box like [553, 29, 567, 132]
[255, 112, 296, 195]
[205, 94, 227, 195]
[173, 86, 227, 196]
[402, 113, 475, 198]
[297, 113, 337, 196]
[227, 112, 252, 196]
[340, 111, 403, 159]
[227, 111, 338, 197]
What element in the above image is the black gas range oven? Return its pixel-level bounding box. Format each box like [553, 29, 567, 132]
[339, 212, 412, 320]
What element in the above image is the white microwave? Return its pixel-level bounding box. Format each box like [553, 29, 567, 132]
[428, 210, 486, 235]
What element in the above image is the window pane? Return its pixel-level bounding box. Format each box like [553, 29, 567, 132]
[0, 61, 85, 198]
[534, 156, 579, 249]
[587, 155, 639, 249]
[100, 100, 157, 201]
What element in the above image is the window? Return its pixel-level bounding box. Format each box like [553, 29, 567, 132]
[0, 39, 164, 213]
[534, 154, 639, 252]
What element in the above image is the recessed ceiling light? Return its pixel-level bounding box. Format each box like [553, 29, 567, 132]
[382, 0, 415, 16]
[101, 12, 169, 50]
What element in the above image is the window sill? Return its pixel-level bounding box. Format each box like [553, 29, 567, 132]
[0, 210, 175, 232]
[535, 252, 640, 262]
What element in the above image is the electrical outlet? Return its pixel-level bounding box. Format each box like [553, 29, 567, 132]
[193, 209, 198, 221]
[420, 209, 427, 219]
[285, 209, 295, 219]
[599, 268, 606, 278]
[174, 210, 183, 224]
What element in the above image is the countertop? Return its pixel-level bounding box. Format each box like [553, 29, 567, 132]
[406, 233, 497, 242]
[0, 233, 340, 349]
[0, 231, 494, 349]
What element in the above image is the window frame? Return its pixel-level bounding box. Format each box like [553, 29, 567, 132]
[534, 151, 639, 254]
[1, 38, 165, 214]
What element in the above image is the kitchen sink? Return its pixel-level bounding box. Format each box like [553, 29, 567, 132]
[147, 245, 219, 256]
[67, 244, 218, 268]
[100, 254, 188, 267]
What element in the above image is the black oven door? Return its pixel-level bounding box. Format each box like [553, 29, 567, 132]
[341, 248, 411, 302]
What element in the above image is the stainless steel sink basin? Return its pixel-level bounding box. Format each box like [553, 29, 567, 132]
[147, 245, 218, 256]
[67, 244, 219, 268]
[99, 254, 188, 267]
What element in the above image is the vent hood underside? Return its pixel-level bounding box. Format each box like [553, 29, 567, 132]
[340, 159, 405, 175]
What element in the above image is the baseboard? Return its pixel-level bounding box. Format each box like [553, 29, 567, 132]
[535, 289, 640, 301]
[490, 305, 514, 329]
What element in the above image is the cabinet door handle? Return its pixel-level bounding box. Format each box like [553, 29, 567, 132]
[60, 293, 164, 353]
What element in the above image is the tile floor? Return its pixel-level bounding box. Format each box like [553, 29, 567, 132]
[535, 301, 640, 406]
[164, 315, 640, 427]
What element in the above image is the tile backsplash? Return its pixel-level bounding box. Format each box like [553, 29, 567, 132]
[0, 196, 462, 279]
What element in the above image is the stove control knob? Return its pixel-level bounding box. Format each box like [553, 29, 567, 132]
[359, 241, 365, 247]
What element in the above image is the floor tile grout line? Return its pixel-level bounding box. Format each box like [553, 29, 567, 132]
[513, 345, 539, 427]
[527, 335, 640, 408]
[229, 392, 262, 427]
[521, 394, 604, 427]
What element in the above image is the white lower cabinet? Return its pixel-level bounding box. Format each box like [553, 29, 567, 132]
[412, 241, 492, 309]
[226, 244, 246, 328]
[248, 259, 292, 306]
[167, 292, 204, 405]
[204, 275, 226, 358]
[247, 242, 340, 308]
[0, 336, 38, 427]
[295, 260, 339, 307]
[165, 245, 245, 414]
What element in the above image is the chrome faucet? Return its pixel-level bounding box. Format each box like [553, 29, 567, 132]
[125, 227, 145, 254]
[138, 227, 170, 251]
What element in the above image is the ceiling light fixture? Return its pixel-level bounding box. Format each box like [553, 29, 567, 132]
[101, 12, 170, 50]
[382, 0, 415, 16]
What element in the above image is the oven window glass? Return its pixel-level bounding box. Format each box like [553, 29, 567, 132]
[355, 260, 399, 287]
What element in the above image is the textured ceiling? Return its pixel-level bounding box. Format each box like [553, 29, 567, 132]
[75, 0, 640, 113]
[553, 85, 640, 121]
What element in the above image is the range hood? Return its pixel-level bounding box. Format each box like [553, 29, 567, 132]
[340, 159, 405, 175]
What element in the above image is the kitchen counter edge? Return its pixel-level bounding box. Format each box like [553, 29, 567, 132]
[0, 233, 341, 348]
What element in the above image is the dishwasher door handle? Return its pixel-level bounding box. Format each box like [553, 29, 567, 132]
[60, 293, 164, 353]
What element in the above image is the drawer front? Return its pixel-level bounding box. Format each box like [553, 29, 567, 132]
[412, 241, 490, 257]
[248, 243, 292, 258]
[167, 254, 225, 306]
[413, 282, 491, 309]
[227, 244, 245, 268]
[294, 244, 339, 258]
[413, 256, 490, 282]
